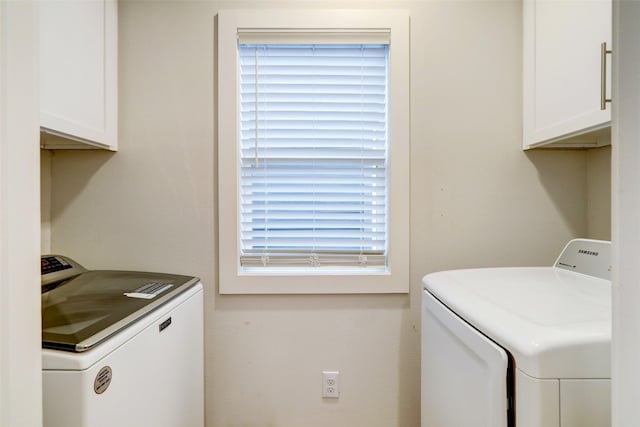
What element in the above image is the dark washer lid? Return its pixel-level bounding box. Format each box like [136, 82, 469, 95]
[42, 270, 199, 352]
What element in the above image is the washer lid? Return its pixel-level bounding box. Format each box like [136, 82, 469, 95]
[423, 266, 611, 379]
[42, 270, 199, 352]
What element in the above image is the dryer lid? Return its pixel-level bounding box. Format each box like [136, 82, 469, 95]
[422, 239, 611, 379]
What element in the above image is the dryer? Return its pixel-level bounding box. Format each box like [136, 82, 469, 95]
[41, 255, 204, 427]
[421, 239, 611, 427]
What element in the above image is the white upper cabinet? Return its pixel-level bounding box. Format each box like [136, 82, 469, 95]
[523, 0, 611, 149]
[40, 0, 118, 150]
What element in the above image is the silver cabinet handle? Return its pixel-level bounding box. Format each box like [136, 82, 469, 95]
[601, 42, 612, 110]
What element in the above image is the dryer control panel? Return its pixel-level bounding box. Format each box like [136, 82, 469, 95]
[554, 239, 611, 281]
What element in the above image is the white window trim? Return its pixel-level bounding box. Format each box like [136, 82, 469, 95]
[217, 9, 410, 294]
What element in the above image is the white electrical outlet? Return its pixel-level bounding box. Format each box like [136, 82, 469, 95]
[322, 371, 340, 398]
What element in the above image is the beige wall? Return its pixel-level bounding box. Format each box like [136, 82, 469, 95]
[41, 149, 52, 253]
[587, 145, 612, 241]
[44, 1, 608, 426]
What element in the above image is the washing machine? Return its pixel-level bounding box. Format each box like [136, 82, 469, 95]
[41, 255, 204, 427]
[421, 239, 611, 427]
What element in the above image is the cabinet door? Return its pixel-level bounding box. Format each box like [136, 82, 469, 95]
[40, 0, 117, 150]
[523, 0, 611, 149]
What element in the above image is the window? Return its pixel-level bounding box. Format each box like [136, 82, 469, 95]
[239, 43, 389, 270]
[218, 10, 409, 294]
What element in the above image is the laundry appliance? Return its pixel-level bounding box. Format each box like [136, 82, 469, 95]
[421, 239, 611, 427]
[41, 255, 204, 427]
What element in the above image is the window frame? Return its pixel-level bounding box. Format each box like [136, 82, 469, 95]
[217, 9, 410, 294]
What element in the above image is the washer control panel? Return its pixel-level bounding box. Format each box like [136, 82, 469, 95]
[41, 255, 87, 291]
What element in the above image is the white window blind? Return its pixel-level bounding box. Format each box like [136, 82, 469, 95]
[238, 43, 389, 270]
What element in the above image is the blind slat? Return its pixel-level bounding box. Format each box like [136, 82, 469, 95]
[240, 203, 386, 211]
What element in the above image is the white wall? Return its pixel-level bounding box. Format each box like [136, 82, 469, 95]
[612, 0, 640, 424]
[46, 1, 603, 426]
[0, 2, 42, 426]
